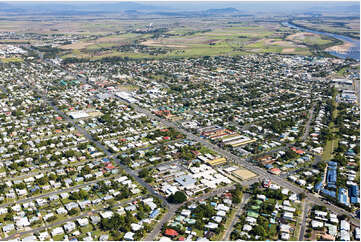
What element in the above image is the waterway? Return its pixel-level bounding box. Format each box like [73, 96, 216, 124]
[283, 22, 360, 61]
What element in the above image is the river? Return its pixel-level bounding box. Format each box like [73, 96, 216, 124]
[283, 22, 360, 61]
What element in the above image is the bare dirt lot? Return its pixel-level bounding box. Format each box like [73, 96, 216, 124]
[232, 169, 257, 180]
[141, 39, 187, 48]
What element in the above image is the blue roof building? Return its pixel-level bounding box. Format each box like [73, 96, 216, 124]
[326, 167, 337, 185]
[321, 189, 336, 198]
[351, 197, 360, 204]
[338, 188, 349, 206]
[149, 209, 160, 219]
[349, 185, 360, 204]
[315, 182, 323, 192]
[350, 185, 359, 197]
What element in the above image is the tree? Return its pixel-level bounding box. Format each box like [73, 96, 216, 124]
[68, 208, 78, 215]
[253, 225, 266, 237]
[232, 195, 241, 204]
[139, 168, 150, 178]
[167, 191, 187, 204]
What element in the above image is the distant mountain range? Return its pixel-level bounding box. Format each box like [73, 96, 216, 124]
[0, 1, 358, 17]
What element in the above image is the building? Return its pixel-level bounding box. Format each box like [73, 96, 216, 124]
[207, 157, 226, 166]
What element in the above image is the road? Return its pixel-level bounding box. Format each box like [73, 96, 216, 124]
[129, 103, 359, 225]
[2, 196, 142, 241]
[299, 201, 311, 241]
[301, 103, 315, 141]
[223, 193, 250, 241]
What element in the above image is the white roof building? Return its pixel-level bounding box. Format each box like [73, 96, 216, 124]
[243, 224, 252, 231]
[340, 220, 350, 231]
[51, 227, 64, 236]
[311, 220, 324, 228]
[124, 232, 135, 241]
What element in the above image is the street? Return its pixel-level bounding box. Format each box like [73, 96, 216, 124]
[223, 193, 250, 241]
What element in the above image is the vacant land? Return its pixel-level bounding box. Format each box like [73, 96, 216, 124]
[0, 14, 355, 60]
[293, 17, 360, 38]
[57, 19, 319, 59]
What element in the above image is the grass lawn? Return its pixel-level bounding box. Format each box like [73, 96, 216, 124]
[80, 224, 94, 234]
[321, 123, 338, 161]
[52, 234, 65, 240]
[0, 57, 23, 63]
[47, 213, 68, 224]
[199, 146, 218, 156]
[322, 101, 339, 161]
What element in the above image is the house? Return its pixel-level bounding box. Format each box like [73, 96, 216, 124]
[124, 232, 135, 241]
[354, 227, 360, 240]
[15, 217, 30, 228]
[60, 192, 69, 199]
[22, 235, 37, 241]
[340, 220, 350, 231]
[212, 216, 222, 223]
[283, 212, 293, 220]
[131, 223, 142, 231]
[57, 207, 67, 215]
[44, 212, 55, 221]
[315, 210, 327, 217]
[243, 224, 252, 231]
[99, 235, 109, 241]
[63, 222, 76, 232]
[77, 218, 89, 227]
[51, 227, 64, 236]
[205, 222, 218, 230]
[0, 207, 7, 215]
[38, 231, 50, 241]
[311, 220, 324, 228]
[340, 230, 350, 241]
[181, 209, 191, 217]
[216, 210, 226, 217]
[280, 224, 291, 233]
[245, 216, 257, 225]
[215, 204, 229, 212]
[65, 202, 78, 211]
[164, 229, 179, 237]
[2, 223, 15, 233]
[149, 209, 160, 219]
[90, 215, 101, 225]
[281, 232, 290, 240]
[100, 211, 113, 219]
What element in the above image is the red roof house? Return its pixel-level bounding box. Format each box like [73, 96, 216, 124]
[164, 229, 178, 237]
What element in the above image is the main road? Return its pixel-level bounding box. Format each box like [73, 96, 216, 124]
[129, 103, 359, 225]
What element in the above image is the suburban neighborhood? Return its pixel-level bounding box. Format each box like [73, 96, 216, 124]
[0, 2, 359, 241]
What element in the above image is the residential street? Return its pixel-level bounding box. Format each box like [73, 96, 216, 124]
[223, 193, 250, 241]
[301, 103, 315, 141]
[2, 196, 143, 241]
[299, 201, 311, 241]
